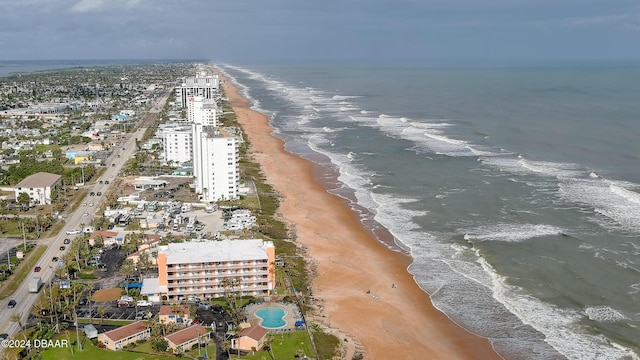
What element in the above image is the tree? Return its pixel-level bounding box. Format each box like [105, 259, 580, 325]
[222, 340, 232, 359]
[137, 252, 152, 277]
[120, 259, 136, 294]
[10, 311, 30, 341]
[97, 306, 106, 324]
[151, 338, 168, 352]
[264, 334, 275, 360]
[17, 192, 30, 211]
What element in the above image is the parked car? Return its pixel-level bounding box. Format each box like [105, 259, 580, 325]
[52, 257, 59, 262]
[64, 238, 71, 244]
[197, 302, 210, 310]
[34, 266, 41, 272]
[0, 333, 8, 340]
[117, 299, 132, 308]
[96, 192, 102, 196]
[136, 300, 152, 307]
[7, 299, 16, 308]
[66, 230, 81, 235]
[59, 246, 66, 251]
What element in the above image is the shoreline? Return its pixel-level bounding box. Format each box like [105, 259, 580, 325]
[219, 70, 503, 359]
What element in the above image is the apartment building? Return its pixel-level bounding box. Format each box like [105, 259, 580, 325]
[176, 74, 220, 108]
[163, 126, 193, 165]
[13, 172, 62, 206]
[186, 95, 217, 127]
[188, 95, 239, 202]
[193, 127, 239, 202]
[156, 239, 276, 302]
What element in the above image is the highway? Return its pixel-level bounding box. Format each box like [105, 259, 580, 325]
[0, 92, 170, 343]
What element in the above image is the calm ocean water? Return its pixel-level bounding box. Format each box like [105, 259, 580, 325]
[218, 61, 640, 360]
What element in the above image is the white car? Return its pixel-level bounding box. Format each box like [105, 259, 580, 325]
[66, 229, 81, 235]
[136, 300, 153, 307]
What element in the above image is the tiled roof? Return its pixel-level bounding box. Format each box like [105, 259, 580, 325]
[237, 325, 268, 341]
[165, 324, 208, 346]
[102, 321, 148, 342]
[90, 231, 118, 239]
[159, 304, 189, 316]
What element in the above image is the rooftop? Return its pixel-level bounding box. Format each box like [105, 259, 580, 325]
[14, 172, 61, 188]
[102, 321, 148, 342]
[161, 239, 273, 265]
[165, 324, 208, 346]
[158, 304, 189, 316]
[237, 325, 268, 341]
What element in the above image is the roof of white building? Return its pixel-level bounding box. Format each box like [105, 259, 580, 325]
[14, 172, 62, 188]
[162, 239, 273, 265]
[141, 277, 161, 294]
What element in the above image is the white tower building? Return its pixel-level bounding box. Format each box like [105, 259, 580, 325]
[176, 73, 220, 108]
[195, 128, 239, 202]
[188, 95, 239, 202]
[163, 126, 193, 165]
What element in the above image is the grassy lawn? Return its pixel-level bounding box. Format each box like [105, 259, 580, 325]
[132, 341, 217, 359]
[0, 245, 47, 300]
[40, 339, 176, 360]
[234, 331, 313, 360]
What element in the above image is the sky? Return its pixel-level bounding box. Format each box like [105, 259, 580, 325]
[0, 0, 639, 62]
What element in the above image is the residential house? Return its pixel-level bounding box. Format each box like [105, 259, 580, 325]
[232, 325, 268, 352]
[165, 324, 209, 353]
[158, 304, 190, 324]
[88, 230, 121, 247]
[97, 321, 150, 350]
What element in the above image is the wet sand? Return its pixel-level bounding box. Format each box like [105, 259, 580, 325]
[219, 71, 502, 360]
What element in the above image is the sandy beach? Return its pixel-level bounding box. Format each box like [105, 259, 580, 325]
[220, 72, 502, 360]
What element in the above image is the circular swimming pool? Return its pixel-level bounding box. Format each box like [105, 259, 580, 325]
[255, 307, 286, 329]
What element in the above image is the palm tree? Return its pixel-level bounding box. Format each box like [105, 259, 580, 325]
[222, 340, 232, 359]
[97, 306, 107, 324]
[120, 259, 136, 294]
[9, 312, 28, 341]
[264, 334, 275, 360]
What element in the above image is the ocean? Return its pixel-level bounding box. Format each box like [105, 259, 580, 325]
[216, 61, 640, 360]
[3, 59, 639, 359]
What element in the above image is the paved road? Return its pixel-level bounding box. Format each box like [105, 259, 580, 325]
[0, 92, 170, 342]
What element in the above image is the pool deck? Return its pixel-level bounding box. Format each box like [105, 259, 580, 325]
[244, 301, 303, 331]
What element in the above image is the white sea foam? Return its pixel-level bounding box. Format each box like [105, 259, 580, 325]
[477, 258, 640, 360]
[481, 155, 586, 179]
[332, 95, 362, 100]
[463, 223, 565, 242]
[585, 306, 628, 322]
[218, 63, 640, 360]
[559, 178, 640, 232]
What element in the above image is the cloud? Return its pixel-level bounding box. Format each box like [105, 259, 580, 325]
[70, 0, 146, 13]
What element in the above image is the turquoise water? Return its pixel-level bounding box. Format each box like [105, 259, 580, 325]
[255, 307, 286, 329]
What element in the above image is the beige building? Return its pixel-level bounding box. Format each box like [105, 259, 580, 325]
[97, 321, 150, 350]
[165, 324, 209, 353]
[232, 325, 268, 352]
[158, 305, 190, 324]
[13, 172, 62, 206]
